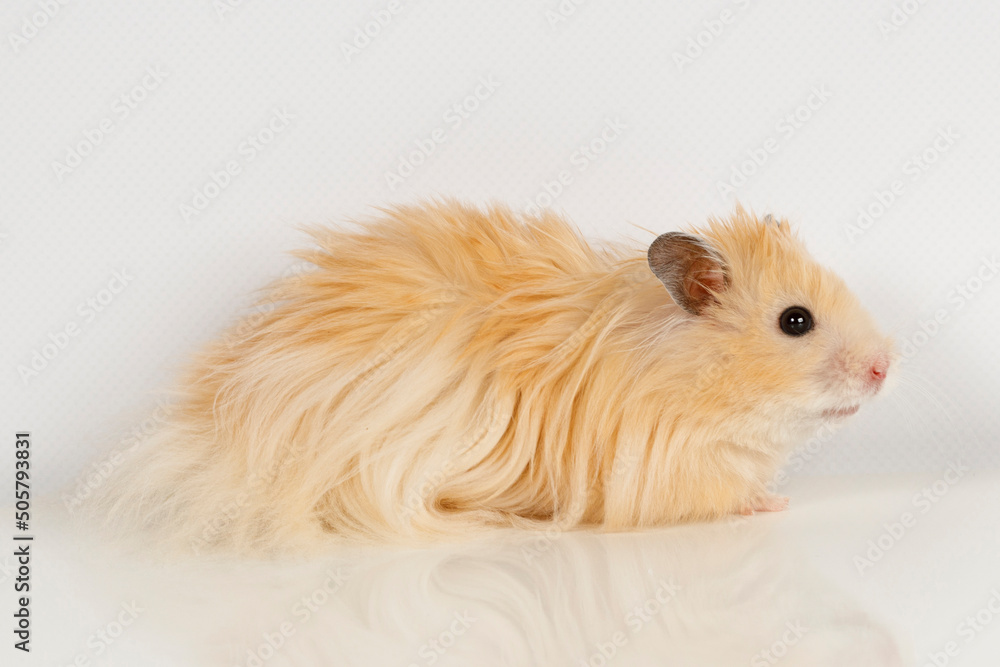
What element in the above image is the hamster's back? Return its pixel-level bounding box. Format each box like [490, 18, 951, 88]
[96, 200, 654, 552]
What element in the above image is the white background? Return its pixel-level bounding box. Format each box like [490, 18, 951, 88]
[2, 0, 998, 499]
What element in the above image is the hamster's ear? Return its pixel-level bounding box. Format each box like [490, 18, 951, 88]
[647, 232, 729, 316]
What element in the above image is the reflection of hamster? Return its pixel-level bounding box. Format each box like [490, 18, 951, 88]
[96, 200, 894, 551]
[329, 525, 907, 666]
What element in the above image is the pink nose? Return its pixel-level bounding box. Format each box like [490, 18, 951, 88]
[869, 355, 889, 387]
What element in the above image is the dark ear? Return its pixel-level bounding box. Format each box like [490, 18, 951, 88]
[647, 232, 729, 316]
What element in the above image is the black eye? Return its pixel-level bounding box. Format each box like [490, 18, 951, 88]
[779, 306, 813, 336]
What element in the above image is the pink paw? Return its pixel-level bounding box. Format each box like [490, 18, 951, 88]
[739, 494, 790, 516]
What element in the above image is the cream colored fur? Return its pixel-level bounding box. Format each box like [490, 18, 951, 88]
[91, 200, 892, 553]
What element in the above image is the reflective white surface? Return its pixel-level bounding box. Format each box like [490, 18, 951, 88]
[12, 472, 1000, 666]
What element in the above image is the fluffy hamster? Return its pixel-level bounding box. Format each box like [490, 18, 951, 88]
[95, 200, 894, 552]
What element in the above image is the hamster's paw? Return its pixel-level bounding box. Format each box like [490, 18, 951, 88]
[738, 494, 790, 516]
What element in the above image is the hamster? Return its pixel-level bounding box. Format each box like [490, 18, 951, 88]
[93, 200, 894, 553]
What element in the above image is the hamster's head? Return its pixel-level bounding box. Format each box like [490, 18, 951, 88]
[647, 208, 895, 426]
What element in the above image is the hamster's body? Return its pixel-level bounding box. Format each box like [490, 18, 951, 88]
[98, 200, 892, 552]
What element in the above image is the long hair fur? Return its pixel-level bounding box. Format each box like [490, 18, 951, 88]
[89, 199, 889, 554]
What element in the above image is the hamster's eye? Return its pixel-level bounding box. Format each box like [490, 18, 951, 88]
[779, 307, 813, 336]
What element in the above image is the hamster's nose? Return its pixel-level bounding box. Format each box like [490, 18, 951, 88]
[868, 354, 889, 390]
